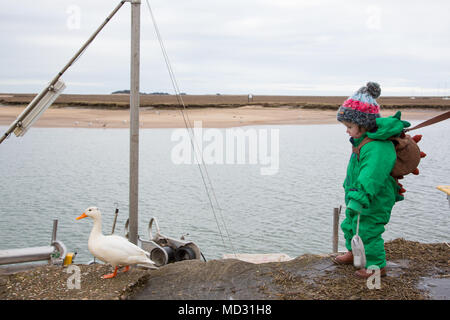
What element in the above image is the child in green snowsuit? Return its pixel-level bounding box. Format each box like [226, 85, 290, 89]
[335, 82, 408, 278]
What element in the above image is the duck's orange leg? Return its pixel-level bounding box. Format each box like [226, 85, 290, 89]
[121, 265, 130, 273]
[102, 266, 119, 279]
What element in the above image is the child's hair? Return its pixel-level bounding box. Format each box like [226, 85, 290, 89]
[357, 124, 367, 132]
[337, 82, 381, 131]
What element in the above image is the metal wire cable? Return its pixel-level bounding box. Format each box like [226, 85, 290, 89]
[144, 0, 236, 256]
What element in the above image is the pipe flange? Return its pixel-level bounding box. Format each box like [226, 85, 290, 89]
[51, 240, 67, 264]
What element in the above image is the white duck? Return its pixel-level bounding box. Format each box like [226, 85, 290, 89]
[76, 206, 157, 279]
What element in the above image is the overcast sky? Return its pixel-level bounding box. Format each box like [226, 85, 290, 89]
[1, 0, 449, 96]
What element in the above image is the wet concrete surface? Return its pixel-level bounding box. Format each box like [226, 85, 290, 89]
[417, 277, 450, 300]
[129, 239, 450, 300]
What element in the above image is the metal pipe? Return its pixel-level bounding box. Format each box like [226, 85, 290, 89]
[0, 219, 67, 265]
[0, 246, 55, 265]
[129, 0, 141, 245]
[0, 0, 126, 144]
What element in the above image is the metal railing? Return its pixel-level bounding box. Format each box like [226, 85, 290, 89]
[0, 220, 67, 265]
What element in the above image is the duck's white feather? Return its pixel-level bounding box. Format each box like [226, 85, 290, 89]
[89, 234, 152, 266]
[82, 207, 157, 269]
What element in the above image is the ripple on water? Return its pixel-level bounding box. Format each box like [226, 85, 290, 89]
[0, 124, 449, 263]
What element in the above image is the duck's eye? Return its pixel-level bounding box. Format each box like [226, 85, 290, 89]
[89, 209, 92, 212]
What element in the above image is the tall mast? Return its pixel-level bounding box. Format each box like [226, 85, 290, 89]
[129, 0, 141, 245]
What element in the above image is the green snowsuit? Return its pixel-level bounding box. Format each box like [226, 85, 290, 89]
[341, 112, 410, 269]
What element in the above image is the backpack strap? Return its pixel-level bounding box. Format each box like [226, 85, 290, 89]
[405, 110, 450, 132]
[352, 136, 374, 161]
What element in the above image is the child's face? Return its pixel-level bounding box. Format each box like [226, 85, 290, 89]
[342, 121, 366, 139]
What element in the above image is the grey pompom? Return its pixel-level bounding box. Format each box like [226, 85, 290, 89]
[366, 82, 381, 98]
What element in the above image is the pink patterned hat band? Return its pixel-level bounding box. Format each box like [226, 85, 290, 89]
[336, 82, 381, 130]
[342, 98, 380, 114]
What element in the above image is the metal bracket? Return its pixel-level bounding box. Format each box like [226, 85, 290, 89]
[148, 217, 161, 240]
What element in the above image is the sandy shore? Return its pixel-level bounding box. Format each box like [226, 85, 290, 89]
[0, 105, 444, 129]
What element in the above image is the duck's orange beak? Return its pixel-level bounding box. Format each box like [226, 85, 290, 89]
[76, 212, 88, 220]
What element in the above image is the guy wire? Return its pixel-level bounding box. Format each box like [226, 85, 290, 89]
[144, 0, 237, 257]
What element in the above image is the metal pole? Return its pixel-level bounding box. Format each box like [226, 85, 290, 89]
[111, 206, 119, 234]
[51, 219, 58, 243]
[129, 0, 141, 245]
[332, 207, 340, 253]
[0, 1, 126, 145]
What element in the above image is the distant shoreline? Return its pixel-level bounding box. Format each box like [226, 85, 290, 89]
[1, 93, 450, 109]
[1, 93, 449, 129]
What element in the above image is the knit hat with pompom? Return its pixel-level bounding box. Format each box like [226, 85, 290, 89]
[337, 82, 381, 130]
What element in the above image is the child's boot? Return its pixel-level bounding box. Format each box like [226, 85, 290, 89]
[332, 251, 353, 265]
[355, 267, 386, 279]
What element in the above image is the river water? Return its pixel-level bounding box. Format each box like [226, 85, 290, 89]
[0, 122, 449, 263]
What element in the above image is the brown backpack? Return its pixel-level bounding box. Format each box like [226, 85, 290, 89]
[353, 133, 423, 178]
[352, 110, 449, 197]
